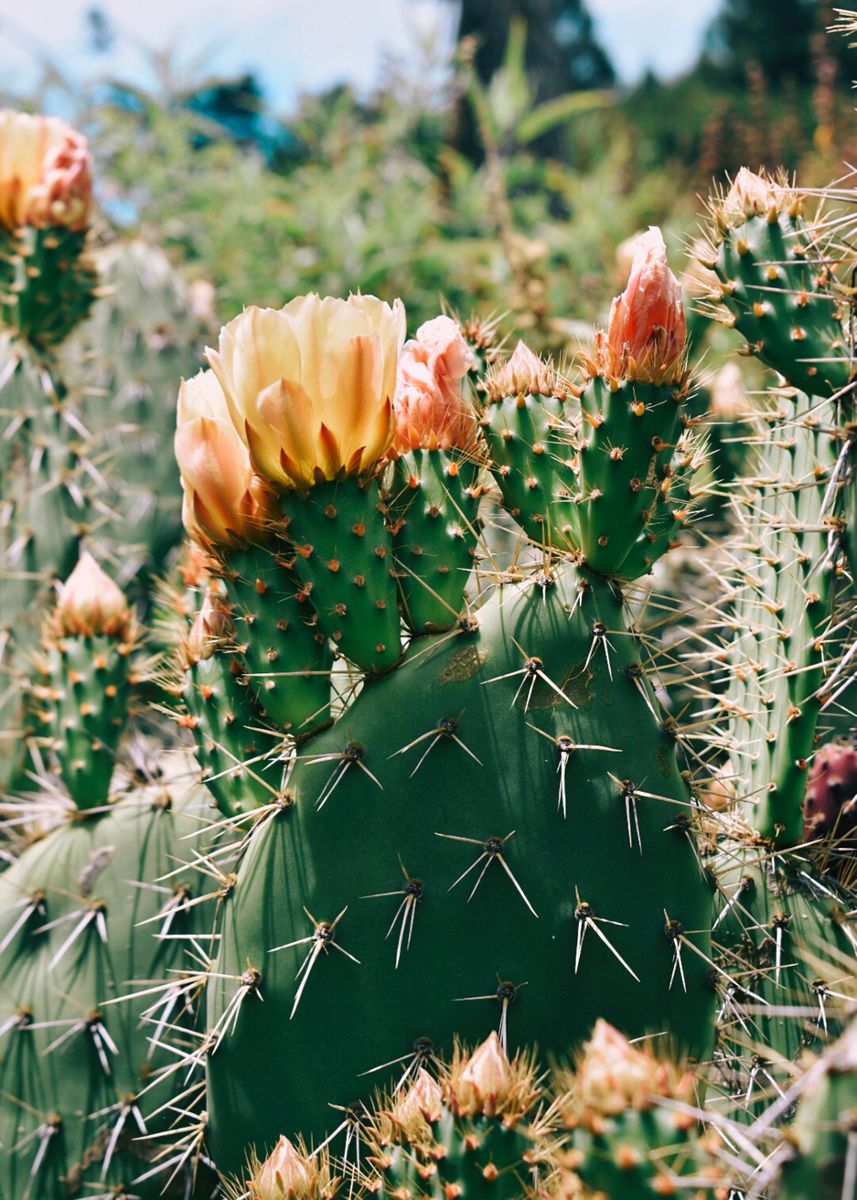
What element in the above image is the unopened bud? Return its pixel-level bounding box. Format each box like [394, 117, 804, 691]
[56, 552, 130, 639]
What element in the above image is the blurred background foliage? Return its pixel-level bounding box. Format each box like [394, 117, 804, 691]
[2, 0, 855, 350]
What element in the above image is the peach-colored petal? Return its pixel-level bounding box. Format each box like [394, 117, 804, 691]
[596, 227, 686, 384]
[392, 315, 477, 452]
[210, 294, 405, 489]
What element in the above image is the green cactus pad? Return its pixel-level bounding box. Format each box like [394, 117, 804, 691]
[711, 210, 850, 399]
[480, 392, 578, 551]
[221, 543, 334, 736]
[390, 449, 483, 634]
[0, 226, 97, 349]
[575, 377, 687, 578]
[280, 477, 402, 674]
[0, 768, 214, 1199]
[36, 632, 134, 811]
[206, 562, 715, 1172]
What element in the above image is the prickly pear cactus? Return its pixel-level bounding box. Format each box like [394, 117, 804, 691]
[63, 240, 215, 586]
[0, 556, 217, 1199]
[160, 250, 718, 1173]
[693, 171, 857, 1118]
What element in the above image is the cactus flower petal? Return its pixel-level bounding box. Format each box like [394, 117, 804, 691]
[210, 293, 405, 490]
[392, 314, 477, 453]
[0, 110, 92, 232]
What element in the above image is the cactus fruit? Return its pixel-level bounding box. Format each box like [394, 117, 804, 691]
[362, 1034, 551, 1200]
[479, 342, 578, 552]
[804, 737, 857, 845]
[388, 317, 485, 634]
[32, 551, 137, 811]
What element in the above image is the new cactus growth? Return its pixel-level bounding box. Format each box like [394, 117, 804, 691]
[699, 169, 851, 399]
[553, 1020, 709, 1199]
[388, 316, 485, 634]
[33, 552, 136, 810]
[362, 1033, 550, 1200]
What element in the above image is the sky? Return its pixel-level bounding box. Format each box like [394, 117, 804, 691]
[0, 0, 724, 110]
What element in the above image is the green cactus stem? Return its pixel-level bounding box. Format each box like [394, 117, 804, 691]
[279, 477, 402, 674]
[0, 226, 97, 349]
[703, 174, 851, 399]
[389, 449, 484, 634]
[206, 560, 715, 1172]
[219, 542, 334, 736]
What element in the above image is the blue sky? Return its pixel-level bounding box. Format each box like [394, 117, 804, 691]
[0, 0, 723, 110]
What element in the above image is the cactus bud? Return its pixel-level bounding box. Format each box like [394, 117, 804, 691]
[394, 1067, 444, 1126]
[486, 340, 555, 401]
[719, 167, 788, 228]
[184, 589, 234, 665]
[239, 1136, 340, 1200]
[251, 1136, 315, 1199]
[207, 293, 406, 490]
[454, 1032, 512, 1116]
[575, 1020, 693, 1117]
[594, 227, 687, 385]
[175, 369, 278, 547]
[55, 552, 131, 639]
[392, 315, 477, 452]
[0, 110, 92, 232]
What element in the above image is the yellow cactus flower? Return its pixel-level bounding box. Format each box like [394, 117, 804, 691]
[207, 293, 405, 490]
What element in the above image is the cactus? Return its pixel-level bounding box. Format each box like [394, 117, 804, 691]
[0, 556, 216, 1199]
[776, 1020, 857, 1199]
[63, 240, 215, 587]
[552, 1021, 716, 1199]
[361, 1034, 551, 1200]
[690, 174, 857, 1121]
[161, 257, 720, 1175]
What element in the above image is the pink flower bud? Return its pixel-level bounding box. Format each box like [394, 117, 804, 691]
[595, 227, 686, 384]
[720, 167, 787, 228]
[486, 340, 555, 401]
[576, 1020, 692, 1117]
[175, 370, 277, 547]
[456, 1032, 511, 1115]
[56, 552, 130, 639]
[0, 111, 93, 232]
[392, 315, 477, 453]
[251, 1135, 316, 1200]
[395, 1067, 443, 1125]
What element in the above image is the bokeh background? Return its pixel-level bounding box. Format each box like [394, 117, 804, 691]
[1, 0, 853, 347]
